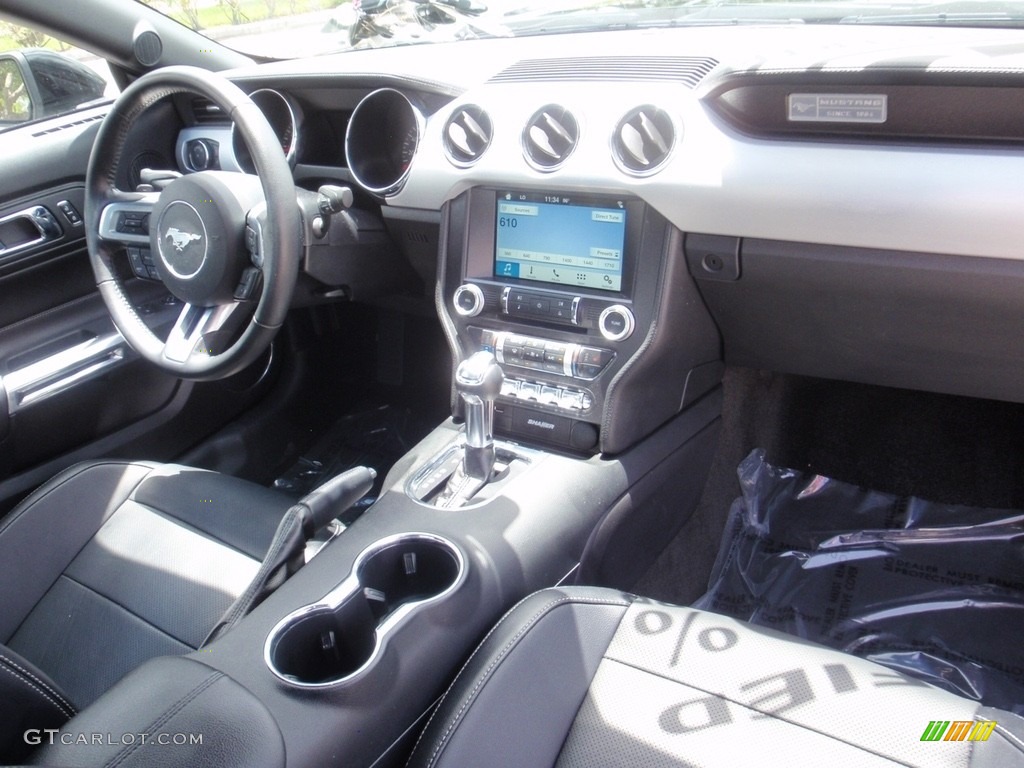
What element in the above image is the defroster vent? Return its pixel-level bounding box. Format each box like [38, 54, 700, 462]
[491, 56, 718, 87]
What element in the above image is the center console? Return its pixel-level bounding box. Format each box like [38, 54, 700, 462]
[38, 185, 727, 768]
[439, 187, 722, 455]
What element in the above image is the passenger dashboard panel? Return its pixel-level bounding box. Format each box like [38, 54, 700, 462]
[706, 69, 1024, 144]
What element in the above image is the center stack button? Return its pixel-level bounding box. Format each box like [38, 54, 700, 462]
[453, 284, 485, 317]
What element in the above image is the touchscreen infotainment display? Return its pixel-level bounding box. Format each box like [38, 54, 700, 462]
[493, 191, 626, 292]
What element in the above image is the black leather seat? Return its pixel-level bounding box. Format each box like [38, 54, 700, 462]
[0, 460, 288, 761]
[408, 587, 1024, 768]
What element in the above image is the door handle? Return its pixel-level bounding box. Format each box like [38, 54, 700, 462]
[0, 206, 62, 257]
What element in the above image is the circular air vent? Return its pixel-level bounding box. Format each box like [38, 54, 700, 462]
[522, 105, 579, 171]
[612, 106, 676, 176]
[444, 105, 492, 167]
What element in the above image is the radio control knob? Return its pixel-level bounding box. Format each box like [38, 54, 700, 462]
[598, 304, 635, 342]
[453, 283, 485, 317]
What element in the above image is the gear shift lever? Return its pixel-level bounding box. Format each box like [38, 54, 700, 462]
[455, 351, 504, 480]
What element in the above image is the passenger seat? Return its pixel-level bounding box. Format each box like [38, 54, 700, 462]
[407, 587, 1024, 767]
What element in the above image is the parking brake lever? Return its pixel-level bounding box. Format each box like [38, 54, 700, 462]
[294, 465, 377, 539]
[202, 466, 376, 646]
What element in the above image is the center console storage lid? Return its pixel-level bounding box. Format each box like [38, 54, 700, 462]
[31, 656, 285, 768]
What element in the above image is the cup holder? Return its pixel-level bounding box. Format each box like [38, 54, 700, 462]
[265, 533, 465, 688]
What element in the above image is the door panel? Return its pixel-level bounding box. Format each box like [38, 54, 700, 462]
[0, 116, 279, 513]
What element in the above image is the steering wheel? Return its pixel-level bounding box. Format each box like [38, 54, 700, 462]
[84, 66, 300, 381]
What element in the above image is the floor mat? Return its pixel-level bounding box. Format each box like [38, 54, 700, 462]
[694, 449, 1024, 714]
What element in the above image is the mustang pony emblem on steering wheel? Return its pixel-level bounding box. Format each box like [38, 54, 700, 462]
[165, 227, 202, 251]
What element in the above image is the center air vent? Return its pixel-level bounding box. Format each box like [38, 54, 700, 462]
[522, 105, 578, 171]
[444, 105, 492, 167]
[612, 106, 676, 176]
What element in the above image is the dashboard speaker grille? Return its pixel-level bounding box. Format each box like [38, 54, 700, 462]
[522, 105, 579, 171]
[133, 29, 163, 67]
[444, 105, 493, 166]
[491, 56, 718, 87]
[613, 105, 676, 175]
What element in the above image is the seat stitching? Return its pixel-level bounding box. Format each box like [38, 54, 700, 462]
[54, 574, 196, 650]
[130, 500, 264, 561]
[601, 656, 914, 765]
[420, 595, 633, 768]
[0, 653, 76, 715]
[2, 462, 156, 643]
[0, 461, 152, 541]
[993, 722, 1024, 752]
[209, 512, 299, 639]
[0, 658, 75, 720]
[405, 590, 544, 765]
[104, 671, 222, 768]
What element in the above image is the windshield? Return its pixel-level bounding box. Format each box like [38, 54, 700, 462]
[137, 1, 1024, 59]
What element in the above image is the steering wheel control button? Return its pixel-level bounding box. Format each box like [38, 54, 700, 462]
[116, 210, 149, 236]
[245, 225, 259, 257]
[127, 247, 147, 277]
[126, 247, 160, 281]
[234, 267, 262, 301]
[453, 283, 485, 317]
[598, 304, 635, 342]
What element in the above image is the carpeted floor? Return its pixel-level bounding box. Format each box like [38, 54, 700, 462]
[632, 366, 1024, 606]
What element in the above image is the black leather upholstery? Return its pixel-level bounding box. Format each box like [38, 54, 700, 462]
[408, 587, 1024, 768]
[0, 646, 76, 764]
[0, 460, 289, 761]
[29, 656, 286, 768]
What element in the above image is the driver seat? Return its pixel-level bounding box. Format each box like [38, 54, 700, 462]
[0, 459, 288, 760]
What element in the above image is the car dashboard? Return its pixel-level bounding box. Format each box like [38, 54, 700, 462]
[172, 23, 1024, 453]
